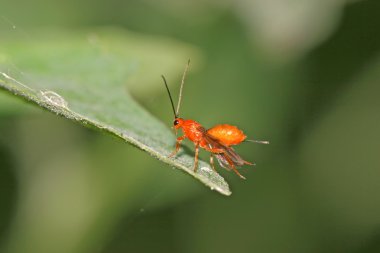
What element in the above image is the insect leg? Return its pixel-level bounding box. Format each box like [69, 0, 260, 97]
[194, 143, 199, 172]
[222, 155, 246, 180]
[206, 146, 247, 179]
[225, 156, 246, 179]
[169, 135, 186, 157]
[244, 160, 255, 166]
[209, 154, 216, 171]
[202, 141, 247, 179]
[203, 146, 224, 154]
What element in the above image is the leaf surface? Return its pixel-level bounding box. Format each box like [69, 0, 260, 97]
[0, 28, 231, 195]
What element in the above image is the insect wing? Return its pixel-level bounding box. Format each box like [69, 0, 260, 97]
[214, 154, 231, 170]
[203, 133, 247, 169]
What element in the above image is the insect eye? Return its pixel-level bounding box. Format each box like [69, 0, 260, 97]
[174, 119, 179, 126]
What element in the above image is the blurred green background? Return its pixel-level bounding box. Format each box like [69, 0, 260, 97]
[1, 0, 380, 253]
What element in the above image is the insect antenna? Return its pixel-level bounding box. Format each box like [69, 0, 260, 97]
[246, 139, 270, 144]
[161, 75, 177, 118]
[176, 59, 190, 116]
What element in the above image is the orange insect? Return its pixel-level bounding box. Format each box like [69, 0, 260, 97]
[161, 60, 269, 179]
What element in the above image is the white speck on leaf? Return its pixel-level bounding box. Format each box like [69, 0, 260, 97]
[40, 90, 68, 109]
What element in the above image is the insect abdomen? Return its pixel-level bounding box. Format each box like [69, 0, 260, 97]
[207, 124, 246, 146]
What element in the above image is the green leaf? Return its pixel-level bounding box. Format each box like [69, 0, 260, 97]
[0, 28, 231, 196]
